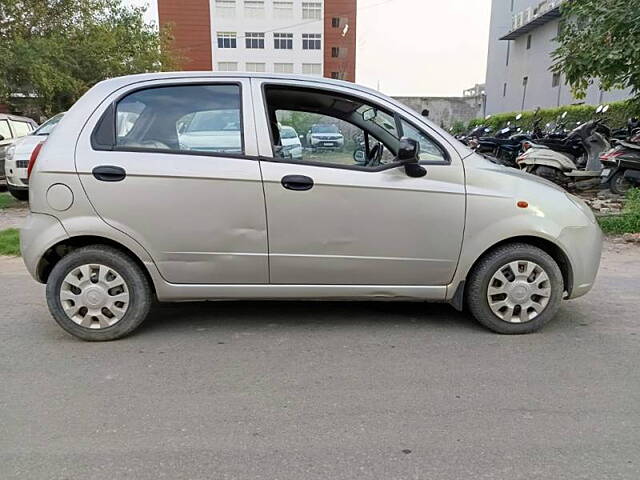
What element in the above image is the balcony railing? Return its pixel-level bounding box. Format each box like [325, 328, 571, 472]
[500, 0, 564, 40]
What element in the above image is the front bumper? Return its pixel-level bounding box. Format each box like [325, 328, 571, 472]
[559, 222, 603, 299]
[4, 156, 29, 188]
[310, 139, 344, 148]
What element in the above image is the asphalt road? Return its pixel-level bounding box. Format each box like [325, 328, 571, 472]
[1, 241, 639, 480]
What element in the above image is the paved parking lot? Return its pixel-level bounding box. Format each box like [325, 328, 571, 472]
[1, 241, 639, 480]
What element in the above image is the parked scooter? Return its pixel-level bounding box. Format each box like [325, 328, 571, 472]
[517, 105, 612, 189]
[475, 114, 527, 167]
[600, 127, 640, 194]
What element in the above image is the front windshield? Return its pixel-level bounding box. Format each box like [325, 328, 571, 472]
[312, 124, 339, 134]
[280, 127, 297, 139]
[33, 113, 64, 136]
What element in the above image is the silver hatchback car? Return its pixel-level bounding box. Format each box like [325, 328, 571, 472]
[21, 73, 603, 341]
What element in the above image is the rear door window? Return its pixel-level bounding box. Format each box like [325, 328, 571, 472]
[115, 84, 243, 155]
[9, 120, 33, 138]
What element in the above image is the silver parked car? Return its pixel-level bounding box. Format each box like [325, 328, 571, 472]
[20, 73, 603, 341]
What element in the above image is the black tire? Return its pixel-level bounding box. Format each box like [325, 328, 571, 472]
[610, 170, 632, 195]
[46, 245, 153, 341]
[466, 243, 564, 334]
[8, 186, 28, 201]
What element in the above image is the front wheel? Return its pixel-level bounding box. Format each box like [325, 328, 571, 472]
[466, 243, 564, 334]
[609, 170, 632, 195]
[46, 245, 153, 341]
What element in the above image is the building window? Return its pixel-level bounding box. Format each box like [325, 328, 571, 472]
[331, 71, 346, 80]
[217, 62, 238, 71]
[302, 33, 321, 50]
[503, 82, 507, 97]
[246, 62, 266, 72]
[506, 41, 510, 66]
[274, 33, 293, 50]
[302, 63, 322, 76]
[331, 47, 347, 58]
[526, 34, 532, 49]
[274, 63, 294, 74]
[217, 32, 237, 49]
[245, 32, 265, 49]
[552, 72, 561, 87]
[216, 0, 236, 17]
[273, 0, 293, 17]
[331, 17, 340, 27]
[244, 0, 264, 17]
[302, 2, 321, 19]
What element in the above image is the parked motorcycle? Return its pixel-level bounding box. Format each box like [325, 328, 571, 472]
[600, 128, 640, 194]
[517, 105, 612, 189]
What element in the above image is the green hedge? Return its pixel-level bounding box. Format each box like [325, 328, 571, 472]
[462, 100, 640, 134]
[599, 189, 640, 234]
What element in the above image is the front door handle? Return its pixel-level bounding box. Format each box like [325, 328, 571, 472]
[281, 175, 314, 191]
[93, 165, 126, 182]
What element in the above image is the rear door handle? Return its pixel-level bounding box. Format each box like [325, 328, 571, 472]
[92, 165, 126, 182]
[281, 175, 314, 191]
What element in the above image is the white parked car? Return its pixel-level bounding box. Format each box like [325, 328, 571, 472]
[1, 113, 38, 195]
[177, 110, 242, 154]
[20, 73, 602, 341]
[279, 125, 303, 159]
[306, 123, 345, 150]
[4, 113, 65, 200]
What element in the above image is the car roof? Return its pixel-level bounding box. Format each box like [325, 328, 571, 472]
[0, 113, 38, 124]
[97, 71, 381, 97]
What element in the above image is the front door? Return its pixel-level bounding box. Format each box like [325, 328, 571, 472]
[76, 79, 268, 284]
[254, 80, 466, 286]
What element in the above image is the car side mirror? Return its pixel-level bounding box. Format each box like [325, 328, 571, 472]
[398, 137, 426, 178]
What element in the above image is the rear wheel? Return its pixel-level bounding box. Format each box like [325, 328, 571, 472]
[46, 245, 153, 341]
[466, 243, 564, 334]
[610, 170, 632, 195]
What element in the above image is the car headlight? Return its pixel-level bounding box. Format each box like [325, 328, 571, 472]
[566, 193, 597, 224]
[5, 144, 16, 161]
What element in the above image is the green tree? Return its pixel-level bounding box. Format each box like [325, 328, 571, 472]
[0, 0, 179, 116]
[552, 0, 640, 103]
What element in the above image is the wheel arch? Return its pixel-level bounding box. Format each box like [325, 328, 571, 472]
[36, 235, 156, 296]
[471, 235, 573, 295]
[450, 235, 573, 311]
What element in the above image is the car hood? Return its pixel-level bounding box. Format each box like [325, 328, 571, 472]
[464, 152, 566, 193]
[282, 137, 301, 147]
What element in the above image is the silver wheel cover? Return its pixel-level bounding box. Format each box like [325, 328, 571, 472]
[487, 260, 552, 324]
[59, 264, 130, 329]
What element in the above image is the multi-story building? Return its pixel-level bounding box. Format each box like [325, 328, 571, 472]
[158, 0, 357, 81]
[485, 0, 631, 114]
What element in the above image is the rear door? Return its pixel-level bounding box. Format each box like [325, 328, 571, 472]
[76, 78, 268, 285]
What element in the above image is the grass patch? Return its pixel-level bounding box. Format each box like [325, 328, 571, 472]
[599, 188, 640, 234]
[0, 192, 19, 210]
[0, 228, 20, 256]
